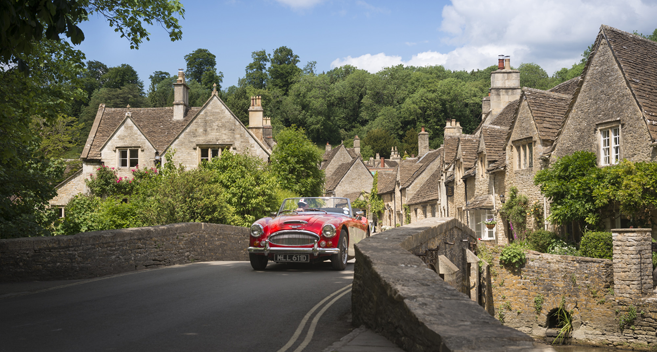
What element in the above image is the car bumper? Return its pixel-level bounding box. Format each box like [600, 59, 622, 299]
[248, 240, 339, 256]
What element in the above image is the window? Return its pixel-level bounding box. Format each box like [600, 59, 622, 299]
[601, 127, 620, 165]
[468, 209, 495, 240]
[119, 149, 139, 167]
[431, 205, 436, 218]
[514, 141, 533, 170]
[200, 147, 221, 162]
[422, 206, 427, 218]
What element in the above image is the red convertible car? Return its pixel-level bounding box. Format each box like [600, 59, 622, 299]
[248, 197, 370, 271]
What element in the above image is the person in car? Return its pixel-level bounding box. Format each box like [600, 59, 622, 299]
[296, 199, 308, 212]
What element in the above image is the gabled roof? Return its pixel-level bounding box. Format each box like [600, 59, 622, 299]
[401, 148, 442, 189]
[458, 136, 479, 169]
[346, 148, 360, 159]
[325, 158, 359, 192]
[81, 106, 201, 160]
[481, 126, 509, 163]
[442, 135, 460, 167]
[602, 25, 657, 140]
[522, 88, 573, 142]
[321, 148, 340, 170]
[407, 169, 441, 205]
[463, 166, 476, 179]
[548, 76, 581, 95]
[487, 158, 506, 173]
[377, 172, 397, 194]
[489, 99, 519, 129]
[399, 160, 422, 188]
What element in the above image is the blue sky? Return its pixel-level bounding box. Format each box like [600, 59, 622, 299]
[76, 0, 657, 89]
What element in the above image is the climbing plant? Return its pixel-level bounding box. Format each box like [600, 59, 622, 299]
[500, 187, 529, 240]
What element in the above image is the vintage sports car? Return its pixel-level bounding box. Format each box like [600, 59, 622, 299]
[248, 197, 370, 271]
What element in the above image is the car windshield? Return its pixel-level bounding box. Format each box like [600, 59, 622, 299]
[279, 197, 352, 216]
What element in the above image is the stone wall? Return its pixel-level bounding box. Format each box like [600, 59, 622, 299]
[50, 171, 86, 207]
[0, 223, 249, 282]
[353, 217, 541, 351]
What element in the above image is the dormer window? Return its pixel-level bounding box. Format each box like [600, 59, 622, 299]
[600, 127, 620, 166]
[514, 140, 533, 170]
[119, 148, 139, 167]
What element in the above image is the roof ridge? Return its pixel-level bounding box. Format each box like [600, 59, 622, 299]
[522, 87, 572, 98]
[602, 24, 657, 48]
[548, 76, 581, 92]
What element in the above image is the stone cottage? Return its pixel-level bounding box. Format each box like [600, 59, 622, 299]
[51, 70, 274, 209]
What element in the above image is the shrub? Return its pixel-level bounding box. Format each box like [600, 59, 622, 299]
[500, 187, 530, 240]
[500, 243, 526, 268]
[548, 240, 580, 256]
[527, 230, 559, 253]
[55, 194, 102, 236]
[580, 231, 613, 259]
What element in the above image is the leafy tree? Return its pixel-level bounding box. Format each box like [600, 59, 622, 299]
[534, 151, 602, 231]
[148, 70, 171, 93]
[148, 75, 176, 107]
[201, 69, 224, 91]
[102, 64, 143, 91]
[271, 126, 325, 197]
[399, 128, 418, 157]
[185, 49, 218, 83]
[363, 128, 398, 159]
[268, 46, 301, 95]
[552, 62, 584, 85]
[79, 84, 150, 138]
[518, 63, 551, 90]
[303, 61, 317, 76]
[244, 50, 269, 89]
[32, 114, 82, 158]
[633, 29, 657, 42]
[1, 0, 184, 67]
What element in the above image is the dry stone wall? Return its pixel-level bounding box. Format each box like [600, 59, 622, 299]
[0, 223, 249, 282]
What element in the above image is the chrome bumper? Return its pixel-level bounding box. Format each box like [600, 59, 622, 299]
[248, 239, 339, 256]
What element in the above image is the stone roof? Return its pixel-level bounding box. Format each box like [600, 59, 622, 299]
[490, 99, 519, 128]
[407, 169, 441, 205]
[346, 148, 359, 159]
[522, 88, 572, 141]
[548, 76, 581, 95]
[443, 135, 460, 167]
[465, 195, 494, 210]
[377, 172, 397, 194]
[320, 148, 340, 170]
[481, 126, 509, 163]
[463, 166, 476, 179]
[445, 171, 454, 183]
[459, 136, 479, 170]
[601, 25, 657, 140]
[325, 158, 357, 192]
[401, 149, 442, 189]
[399, 160, 422, 188]
[385, 160, 398, 168]
[487, 158, 506, 173]
[81, 106, 202, 160]
[344, 191, 364, 203]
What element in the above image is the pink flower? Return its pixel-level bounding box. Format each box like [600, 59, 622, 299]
[128, 180, 131, 183]
[90, 173, 93, 176]
[116, 180, 120, 183]
[97, 168, 101, 171]
[111, 167, 114, 170]
[131, 169, 135, 173]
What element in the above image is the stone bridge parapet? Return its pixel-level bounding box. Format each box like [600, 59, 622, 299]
[352, 217, 549, 351]
[0, 223, 249, 282]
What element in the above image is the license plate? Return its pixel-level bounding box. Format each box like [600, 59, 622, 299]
[275, 254, 309, 263]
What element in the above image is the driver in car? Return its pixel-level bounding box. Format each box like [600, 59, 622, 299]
[295, 199, 309, 212]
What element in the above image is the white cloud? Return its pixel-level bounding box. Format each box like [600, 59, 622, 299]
[274, 0, 323, 10]
[332, 0, 657, 75]
[356, 1, 390, 16]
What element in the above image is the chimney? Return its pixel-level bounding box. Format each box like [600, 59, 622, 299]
[369, 157, 374, 166]
[390, 146, 401, 162]
[444, 119, 462, 136]
[381, 157, 385, 168]
[418, 126, 429, 157]
[173, 69, 189, 120]
[326, 142, 332, 153]
[353, 135, 360, 156]
[498, 55, 504, 70]
[263, 116, 273, 148]
[248, 96, 264, 143]
[489, 55, 520, 117]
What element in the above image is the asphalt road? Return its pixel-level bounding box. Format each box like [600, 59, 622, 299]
[0, 261, 356, 352]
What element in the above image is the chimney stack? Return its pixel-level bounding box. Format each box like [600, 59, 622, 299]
[326, 142, 332, 153]
[489, 55, 520, 117]
[381, 157, 385, 168]
[173, 69, 189, 120]
[444, 119, 462, 136]
[498, 55, 504, 70]
[353, 135, 361, 156]
[248, 96, 265, 143]
[418, 126, 429, 157]
[504, 55, 510, 70]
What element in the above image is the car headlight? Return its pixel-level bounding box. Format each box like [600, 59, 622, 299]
[322, 224, 336, 238]
[251, 223, 264, 237]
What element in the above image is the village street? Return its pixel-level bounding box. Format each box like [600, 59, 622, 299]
[0, 261, 355, 352]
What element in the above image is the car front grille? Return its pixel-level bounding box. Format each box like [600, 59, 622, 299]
[269, 232, 319, 246]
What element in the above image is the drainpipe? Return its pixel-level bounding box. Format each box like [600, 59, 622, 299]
[543, 197, 548, 231]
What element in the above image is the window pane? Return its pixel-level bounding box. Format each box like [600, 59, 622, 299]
[528, 143, 533, 168]
[201, 148, 209, 161]
[211, 149, 219, 158]
[129, 149, 138, 167]
[612, 128, 620, 164]
[120, 150, 128, 167]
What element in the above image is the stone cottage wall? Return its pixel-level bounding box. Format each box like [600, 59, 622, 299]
[0, 223, 249, 282]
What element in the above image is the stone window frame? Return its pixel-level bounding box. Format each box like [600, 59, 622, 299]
[478, 154, 487, 179]
[116, 147, 142, 168]
[422, 205, 427, 218]
[468, 209, 496, 240]
[512, 138, 534, 171]
[596, 120, 621, 166]
[196, 144, 232, 164]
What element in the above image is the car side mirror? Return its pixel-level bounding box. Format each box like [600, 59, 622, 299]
[355, 211, 364, 219]
[270, 212, 277, 217]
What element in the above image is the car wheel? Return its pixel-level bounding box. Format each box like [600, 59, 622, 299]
[249, 253, 268, 270]
[331, 232, 348, 271]
[366, 228, 370, 238]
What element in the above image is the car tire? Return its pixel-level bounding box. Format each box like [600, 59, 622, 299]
[249, 253, 268, 270]
[331, 232, 348, 271]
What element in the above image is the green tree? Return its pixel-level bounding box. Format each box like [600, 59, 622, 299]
[79, 84, 150, 138]
[303, 61, 317, 76]
[32, 114, 82, 158]
[399, 128, 419, 157]
[268, 46, 301, 95]
[633, 29, 657, 42]
[518, 63, 552, 90]
[148, 75, 176, 107]
[201, 69, 224, 91]
[102, 64, 144, 91]
[271, 126, 325, 197]
[363, 128, 398, 159]
[244, 50, 269, 89]
[185, 49, 217, 83]
[148, 70, 171, 93]
[1, 0, 184, 67]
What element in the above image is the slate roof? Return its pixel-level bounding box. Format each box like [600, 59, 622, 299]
[443, 135, 460, 167]
[465, 195, 494, 210]
[407, 169, 441, 205]
[399, 160, 422, 188]
[481, 126, 509, 163]
[490, 99, 519, 128]
[81, 106, 202, 160]
[320, 148, 340, 170]
[325, 158, 358, 192]
[377, 172, 397, 194]
[548, 76, 581, 95]
[487, 158, 506, 173]
[522, 88, 573, 142]
[401, 148, 442, 188]
[601, 25, 657, 140]
[346, 148, 359, 159]
[459, 136, 479, 169]
[344, 191, 364, 203]
[463, 166, 476, 179]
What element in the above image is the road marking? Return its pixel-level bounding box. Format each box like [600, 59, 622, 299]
[276, 284, 352, 352]
[293, 288, 351, 352]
